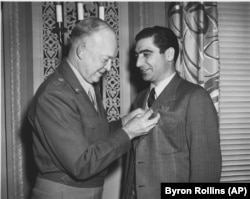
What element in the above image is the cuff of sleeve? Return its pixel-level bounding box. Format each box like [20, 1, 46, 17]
[111, 129, 131, 156]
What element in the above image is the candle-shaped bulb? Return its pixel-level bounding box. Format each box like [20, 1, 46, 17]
[99, 6, 105, 20]
[56, 4, 63, 23]
[77, 3, 84, 20]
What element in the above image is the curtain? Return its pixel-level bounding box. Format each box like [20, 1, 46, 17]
[168, 2, 219, 111]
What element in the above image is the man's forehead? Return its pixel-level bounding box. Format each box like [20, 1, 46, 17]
[135, 37, 157, 52]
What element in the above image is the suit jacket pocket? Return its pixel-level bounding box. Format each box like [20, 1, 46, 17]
[154, 111, 184, 155]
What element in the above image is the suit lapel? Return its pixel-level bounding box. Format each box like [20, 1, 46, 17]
[151, 74, 182, 109]
[135, 89, 149, 109]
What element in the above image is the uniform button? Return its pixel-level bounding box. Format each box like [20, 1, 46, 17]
[75, 88, 80, 93]
[58, 77, 64, 82]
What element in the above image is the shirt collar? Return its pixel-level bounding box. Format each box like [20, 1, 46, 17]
[150, 72, 176, 98]
[66, 59, 94, 93]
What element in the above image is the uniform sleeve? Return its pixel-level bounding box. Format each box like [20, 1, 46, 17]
[33, 90, 131, 180]
[186, 87, 222, 182]
[109, 120, 123, 135]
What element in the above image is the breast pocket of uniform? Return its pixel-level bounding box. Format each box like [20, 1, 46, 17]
[153, 110, 185, 155]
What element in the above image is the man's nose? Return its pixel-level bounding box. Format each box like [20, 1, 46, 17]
[104, 59, 112, 71]
[136, 55, 143, 68]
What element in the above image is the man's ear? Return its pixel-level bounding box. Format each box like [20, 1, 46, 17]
[76, 43, 86, 59]
[165, 47, 175, 61]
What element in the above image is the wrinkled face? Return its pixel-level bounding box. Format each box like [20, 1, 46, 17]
[135, 36, 170, 86]
[78, 28, 118, 84]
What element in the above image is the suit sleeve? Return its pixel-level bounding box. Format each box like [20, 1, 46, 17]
[186, 87, 222, 182]
[33, 90, 131, 180]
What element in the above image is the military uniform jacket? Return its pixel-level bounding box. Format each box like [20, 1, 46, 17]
[28, 59, 131, 187]
[122, 74, 222, 199]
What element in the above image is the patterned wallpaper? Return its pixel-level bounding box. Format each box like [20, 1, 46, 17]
[42, 2, 120, 121]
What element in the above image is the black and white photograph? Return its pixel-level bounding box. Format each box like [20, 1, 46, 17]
[1, 1, 250, 199]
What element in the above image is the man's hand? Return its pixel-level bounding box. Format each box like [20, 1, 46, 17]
[121, 108, 146, 126]
[122, 109, 160, 140]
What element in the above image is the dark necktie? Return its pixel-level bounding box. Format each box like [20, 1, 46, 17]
[147, 88, 155, 108]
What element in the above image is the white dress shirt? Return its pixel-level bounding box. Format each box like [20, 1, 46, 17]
[146, 72, 176, 109]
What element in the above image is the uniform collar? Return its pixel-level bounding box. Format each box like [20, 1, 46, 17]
[57, 59, 84, 94]
[66, 59, 94, 94]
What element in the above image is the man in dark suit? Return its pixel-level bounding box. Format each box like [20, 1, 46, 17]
[28, 17, 160, 199]
[122, 26, 222, 199]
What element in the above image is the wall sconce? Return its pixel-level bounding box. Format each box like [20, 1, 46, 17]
[52, 2, 106, 52]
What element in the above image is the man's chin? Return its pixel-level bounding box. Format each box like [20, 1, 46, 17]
[142, 75, 151, 82]
[92, 71, 108, 83]
[92, 75, 102, 83]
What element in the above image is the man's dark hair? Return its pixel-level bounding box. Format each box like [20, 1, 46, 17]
[135, 26, 179, 62]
